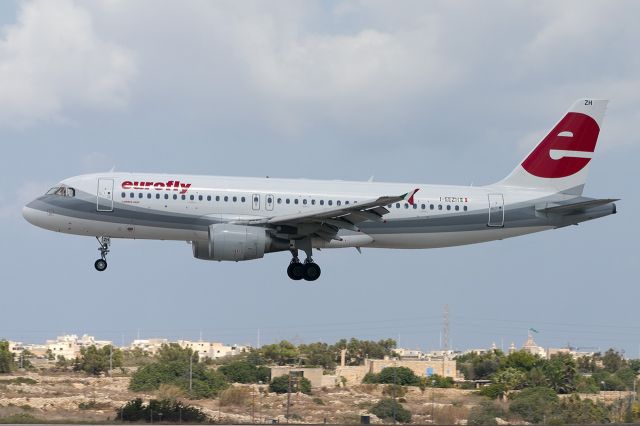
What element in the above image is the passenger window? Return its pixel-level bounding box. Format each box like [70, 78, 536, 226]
[164, 194, 169, 200]
[286, 199, 290, 204]
[345, 201, 349, 205]
[190, 195, 195, 200]
[138, 193, 143, 199]
[156, 194, 160, 199]
[241, 196, 246, 202]
[337, 200, 341, 206]
[311, 199, 315, 205]
[447, 205, 451, 210]
[130, 193, 134, 198]
[198, 195, 203, 201]
[267, 197, 272, 203]
[404, 203, 409, 209]
[207, 195, 211, 201]
[421, 204, 426, 209]
[173, 194, 177, 200]
[328, 200, 333, 206]
[121, 192, 126, 198]
[253, 196, 258, 203]
[147, 193, 151, 199]
[294, 199, 299, 205]
[455, 205, 459, 211]
[413, 204, 417, 209]
[438, 205, 442, 210]
[216, 196, 220, 201]
[224, 196, 228, 202]
[396, 203, 400, 208]
[464, 205, 468, 211]
[277, 198, 282, 204]
[182, 195, 186, 200]
[303, 199, 307, 205]
[231, 196, 236, 202]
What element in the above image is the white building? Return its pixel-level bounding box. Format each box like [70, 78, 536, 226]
[177, 340, 249, 360]
[130, 338, 169, 355]
[45, 334, 113, 360]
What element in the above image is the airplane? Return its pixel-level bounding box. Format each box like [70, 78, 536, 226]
[23, 99, 618, 281]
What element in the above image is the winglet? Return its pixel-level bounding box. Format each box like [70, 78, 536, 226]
[404, 188, 420, 205]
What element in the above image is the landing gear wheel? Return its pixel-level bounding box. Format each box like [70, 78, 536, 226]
[94, 259, 108, 271]
[287, 262, 305, 280]
[303, 262, 321, 281]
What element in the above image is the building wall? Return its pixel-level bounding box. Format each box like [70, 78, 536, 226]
[270, 367, 325, 388]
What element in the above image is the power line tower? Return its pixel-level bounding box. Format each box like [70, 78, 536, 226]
[442, 304, 450, 352]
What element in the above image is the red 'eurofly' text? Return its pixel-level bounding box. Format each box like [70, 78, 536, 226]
[122, 180, 192, 194]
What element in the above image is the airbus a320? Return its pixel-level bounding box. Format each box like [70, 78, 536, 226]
[23, 99, 618, 281]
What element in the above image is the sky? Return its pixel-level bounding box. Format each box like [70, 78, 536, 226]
[0, 0, 638, 357]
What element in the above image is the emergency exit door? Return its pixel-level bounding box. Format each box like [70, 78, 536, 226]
[487, 194, 504, 227]
[97, 178, 114, 212]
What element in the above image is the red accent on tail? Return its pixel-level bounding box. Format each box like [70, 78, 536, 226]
[408, 188, 419, 205]
[521, 112, 600, 178]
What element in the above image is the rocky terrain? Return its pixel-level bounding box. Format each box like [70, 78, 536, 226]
[0, 371, 480, 424]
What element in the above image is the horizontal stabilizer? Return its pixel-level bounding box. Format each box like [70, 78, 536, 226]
[537, 198, 619, 214]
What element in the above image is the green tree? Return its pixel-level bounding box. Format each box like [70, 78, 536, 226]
[298, 342, 337, 369]
[552, 394, 609, 424]
[74, 345, 123, 376]
[218, 360, 270, 383]
[504, 350, 541, 372]
[129, 344, 228, 398]
[456, 350, 505, 380]
[269, 374, 312, 395]
[0, 340, 15, 373]
[370, 398, 412, 423]
[425, 374, 454, 388]
[543, 353, 577, 394]
[333, 338, 397, 365]
[509, 386, 558, 423]
[260, 341, 299, 365]
[601, 349, 625, 373]
[492, 367, 527, 398]
[377, 367, 421, 386]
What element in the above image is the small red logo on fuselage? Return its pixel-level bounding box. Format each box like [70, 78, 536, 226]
[521, 112, 600, 179]
[122, 180, 192, 194]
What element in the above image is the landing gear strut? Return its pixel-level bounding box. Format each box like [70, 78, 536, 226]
[94, 236, 110, 272]
[286, 247, 321, 281]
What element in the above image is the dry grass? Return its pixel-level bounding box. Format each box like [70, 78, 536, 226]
[219, 386, 252, 407]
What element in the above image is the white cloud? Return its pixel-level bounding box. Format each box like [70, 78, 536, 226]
[0, 0, 136, 127]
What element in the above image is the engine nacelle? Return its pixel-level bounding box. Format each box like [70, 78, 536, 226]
[192, 224, 267, 261]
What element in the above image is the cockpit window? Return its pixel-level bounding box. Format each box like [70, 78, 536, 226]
[46, 185, 75, 197]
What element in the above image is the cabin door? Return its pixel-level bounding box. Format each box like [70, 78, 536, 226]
[97, 178, 114, 212]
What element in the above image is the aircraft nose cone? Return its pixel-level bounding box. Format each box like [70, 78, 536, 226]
[22, 205, 38, 225]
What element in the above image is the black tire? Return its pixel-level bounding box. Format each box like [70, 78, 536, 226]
[94, 259, 107, 271]
[287, 262, 304, 280]
[303, 263, 321, 281]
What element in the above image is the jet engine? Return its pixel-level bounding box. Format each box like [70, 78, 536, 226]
[192, 224, 268, 261]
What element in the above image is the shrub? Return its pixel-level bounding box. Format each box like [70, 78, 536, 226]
[312, 397, 325, 405]
[218, 360, 270, 383]
[478, 383, 506, 399]
[269, 374, 312, 395]
[370, 398, 412, 423]
[467, 401, 506, 426]
[509, 386, 558, 423]
[116, 398, 208, 423]
[382, 384, 407, 398]
[219, 386, 252, 407]
[0, 413, 42, 424]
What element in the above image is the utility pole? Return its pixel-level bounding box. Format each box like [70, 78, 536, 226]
[442, 304, 450, 352]
[286, 374, 292, 422]
[251, 386, 256, 424]
[392, 363, 397, 425]
[109, 345, 113, 377]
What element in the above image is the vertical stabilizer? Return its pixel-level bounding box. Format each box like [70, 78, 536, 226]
[497, 99, 608, 195]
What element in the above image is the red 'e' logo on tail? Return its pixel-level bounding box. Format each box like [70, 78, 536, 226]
[521, 112, 600, 178]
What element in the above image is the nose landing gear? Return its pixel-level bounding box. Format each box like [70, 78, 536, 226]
[94, 236, 110, 272]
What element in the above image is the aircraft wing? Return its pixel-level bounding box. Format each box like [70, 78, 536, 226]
[537, 198, 619, 215]
[239, 188, 419, 240]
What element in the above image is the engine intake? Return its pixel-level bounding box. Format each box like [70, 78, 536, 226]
[193, 224, 267, 261]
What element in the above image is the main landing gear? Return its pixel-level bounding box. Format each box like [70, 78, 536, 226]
[94, 236, 110, 272]
[287, 248, 321, 281]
